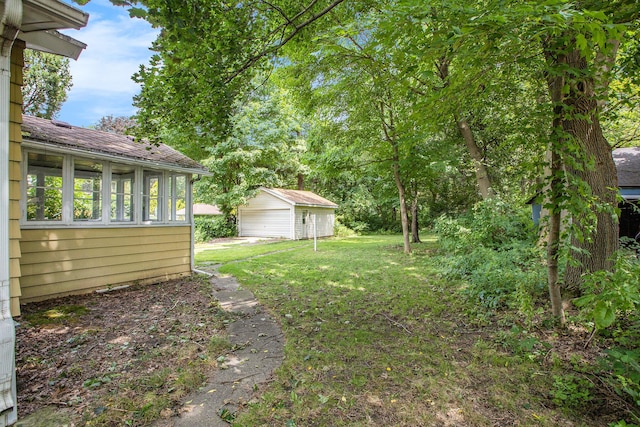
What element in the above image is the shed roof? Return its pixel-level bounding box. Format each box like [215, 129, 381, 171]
[262, 187, 338, 208]
[21, 115, 209, 174]
[613, 147, 640, 188]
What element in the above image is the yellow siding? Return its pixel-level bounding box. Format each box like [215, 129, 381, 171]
[9, 41, 24, 316]
[19, 227, 192, 303]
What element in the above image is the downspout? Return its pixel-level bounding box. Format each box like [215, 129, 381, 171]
[0, 0, 22, 424]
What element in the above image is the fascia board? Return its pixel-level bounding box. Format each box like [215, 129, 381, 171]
[19, 29, 85, 59]
[20, 0, 89, 32]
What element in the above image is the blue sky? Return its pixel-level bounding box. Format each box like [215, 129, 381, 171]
[57, 0, 158, 127]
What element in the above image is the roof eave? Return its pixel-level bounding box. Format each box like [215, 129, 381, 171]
[19, 29, 85, 59]
[21, 0, 89, 32]
[22, 139, 212, 176]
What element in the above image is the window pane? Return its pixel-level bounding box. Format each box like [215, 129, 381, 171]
[111, 165, 135, 222]
[74, 159, 103, 221]
[26, 152, 63, 221]
[143, 170, 162, 221]
[169, 174, 187, 222]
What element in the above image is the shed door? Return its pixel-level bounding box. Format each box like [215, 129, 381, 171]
[240, 209, 291, 238]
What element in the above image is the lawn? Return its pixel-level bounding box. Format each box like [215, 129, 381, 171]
[198, 235, 629, 426]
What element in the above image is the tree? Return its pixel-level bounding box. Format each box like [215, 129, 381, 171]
[93, 115, 137, 135]
[194, 81, 308, 218]
[21, 50, 72, 119]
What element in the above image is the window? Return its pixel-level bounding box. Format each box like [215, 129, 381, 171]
[143, 170, 163, 222]
[73, 159, 103, 221]
[169, 174, 187, 222]
[23, 150, 192, 226]
[26, 152, 63, 221]
[111, 165, 135, 222]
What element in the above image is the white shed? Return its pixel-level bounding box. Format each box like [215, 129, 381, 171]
[238, 188, 338, 240]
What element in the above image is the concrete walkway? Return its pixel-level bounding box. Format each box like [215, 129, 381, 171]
[157, 266, 285, 426]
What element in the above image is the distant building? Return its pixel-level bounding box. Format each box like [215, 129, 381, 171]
[238, 188, 338, 240]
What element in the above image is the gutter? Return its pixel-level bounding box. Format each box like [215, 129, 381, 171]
[0, 0, 20, 423]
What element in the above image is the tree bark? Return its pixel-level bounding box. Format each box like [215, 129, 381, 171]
[411, 195, 421, 243]
[544, 39, 619, 294]
[435, 57, 493, 199]
[545, 51, 567, 324]
[457, 117, 493, 200]
[393, 155, 411, 254]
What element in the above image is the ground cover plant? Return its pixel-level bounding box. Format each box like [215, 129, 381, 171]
[206, 235, 637, 426]
[15, 275, 232, 426]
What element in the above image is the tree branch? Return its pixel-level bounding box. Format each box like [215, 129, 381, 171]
[225, 0, 346, 83]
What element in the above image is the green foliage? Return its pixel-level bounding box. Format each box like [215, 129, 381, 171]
[433, 197, 545, 317]
[575, 252, 640, 330]
[574, 252, 640, 416]
[193, 216, 236, 243]
[603, 348, 640, 408]
[333, 220, 358, 238]
[22, 50, 73, 119]
[550, 374, 593, 409]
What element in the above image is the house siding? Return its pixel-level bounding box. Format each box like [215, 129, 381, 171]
[19, 226, 191, 302]
[9, 41, 24, 316]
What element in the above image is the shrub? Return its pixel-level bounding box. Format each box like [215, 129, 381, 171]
[575, 252, 640, 415]
[194, 216, 236, 242]
[433, 196, 545, 318]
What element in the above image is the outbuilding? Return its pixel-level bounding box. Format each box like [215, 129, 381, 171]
[237, 187, 338, 240]
[614, 147, 640, 239]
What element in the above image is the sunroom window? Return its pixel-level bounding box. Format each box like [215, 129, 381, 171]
[169, 174, 187, 222]
[111, 165, 135, 222]
[26, 152, 63, 221]
[143, 170, 163, 222]
[23, 150, 192, 226]
[73, 159, 103, 221]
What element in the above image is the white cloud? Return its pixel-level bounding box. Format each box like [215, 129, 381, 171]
[57, 0, 159, 126]
[67, 9, 158, 94]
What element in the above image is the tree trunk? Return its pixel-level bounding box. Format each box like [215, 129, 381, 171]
[545, 54, 567, 324]
[410, 195, 421, 243]
[544, 40, 619, 294]
[393, 151, 411, 254]
[457, 117, 493, 199]
[436, 57, 493, 199]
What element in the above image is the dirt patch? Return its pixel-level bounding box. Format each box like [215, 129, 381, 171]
[15, 275, 230, 425]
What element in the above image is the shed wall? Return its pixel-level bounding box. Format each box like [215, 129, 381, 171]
[19, 226, 191, 302]
[294, 207, 335, 239]
[238, 191, 294, 239]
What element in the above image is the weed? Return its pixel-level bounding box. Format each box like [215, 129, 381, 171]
[23, 304, 88, 326]
[550, 374, 593, 408]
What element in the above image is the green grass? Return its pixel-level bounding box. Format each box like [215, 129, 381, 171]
[196, 235, 613, 426]
[195, 240, 310, 264]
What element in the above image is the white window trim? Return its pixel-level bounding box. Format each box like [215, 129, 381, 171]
[21, 149, 192, 228]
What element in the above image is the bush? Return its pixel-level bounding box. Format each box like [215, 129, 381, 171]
[194, 216, 236, 242]
[334, 220, 358, 237]
[433, 197, 545, 317]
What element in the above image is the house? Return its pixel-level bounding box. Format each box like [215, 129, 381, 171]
[17, 115, 209, 308]
[1, 1, 90, 424]
[237, 187, 338, 240]
[614, 147, 640, 239]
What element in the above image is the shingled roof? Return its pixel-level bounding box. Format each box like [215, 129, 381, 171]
[263, 187, 338, 208]
[21, 115, 208, 174]
[613, 147, 640, 188]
